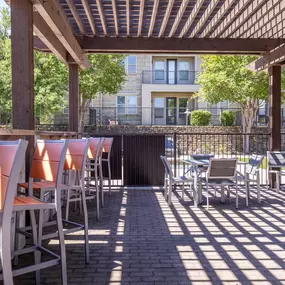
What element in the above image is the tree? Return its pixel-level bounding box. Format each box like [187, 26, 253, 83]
[0, 7, 68, 125]
[197, 55, 269, 152]
[78, 54, 126, 131]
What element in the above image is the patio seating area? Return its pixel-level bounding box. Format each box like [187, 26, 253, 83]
[13, 186, 285, 285]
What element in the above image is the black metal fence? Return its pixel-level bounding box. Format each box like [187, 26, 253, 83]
[86, 132, 283, 187]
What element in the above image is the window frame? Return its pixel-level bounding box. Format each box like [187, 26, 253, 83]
[117, 95, 138, 115]
[125, 55, 137, 75]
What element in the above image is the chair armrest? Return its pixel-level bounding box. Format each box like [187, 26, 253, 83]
[237, 161, 247, 165]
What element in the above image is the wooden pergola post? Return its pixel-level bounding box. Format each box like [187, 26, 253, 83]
[268, 65, 281, 151]
[11, 0, 34, 178]
[68, 63, 79, 132]
[11, 0, 34, 130]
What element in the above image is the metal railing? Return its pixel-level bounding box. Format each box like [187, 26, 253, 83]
[142, 70, 199, 84]
[87, 106, 269, 127]
[84, 132, 282, 187]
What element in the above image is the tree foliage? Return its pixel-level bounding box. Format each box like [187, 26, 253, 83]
[0, 8, 125, 128]
[198, 55, 268, 106]
[78, 54, 126, 130]
[0, 7, 68, 124]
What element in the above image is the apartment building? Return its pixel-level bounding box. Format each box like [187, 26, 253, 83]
[91, 54, 201, 126]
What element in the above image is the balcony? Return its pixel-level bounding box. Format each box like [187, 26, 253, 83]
[142, 70, 198, 85]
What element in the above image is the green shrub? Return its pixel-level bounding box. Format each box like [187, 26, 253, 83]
[220, 110, 235, 126]
[190, 110, 211, 126]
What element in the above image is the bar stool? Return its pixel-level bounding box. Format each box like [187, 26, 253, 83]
[61, 139, 90, 264]
[85, 137, 104, 220]
[2, 139, 68, 285]
[102, 137, 114, 196]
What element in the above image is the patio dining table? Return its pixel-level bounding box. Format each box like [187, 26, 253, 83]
[183, 155, 240, 205]
[183, 155, 213, 205]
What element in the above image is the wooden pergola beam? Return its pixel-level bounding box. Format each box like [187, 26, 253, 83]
[81, 0, 97, 35]
[126, 0, 130, 36]
[138, 0, 145, 37]
[96, 0, 107, 36]
[189, 0, 219, 38]
[179, 0, 204, 38]
[31, 0, 91, 70]
[66, 0, 86, 35]
[168, 0, 189, 38]
[210, 0, 252, 38]
[148, 0, 159, 37]
[33, 11, 67, 63]
[76, 37, 284, 54]
[268, 65, 281, 151]
[158, 0, 174, 37]
[111, 0, 119, 36]
[248, 44, 285, 71]
[200, 0, 236, 38]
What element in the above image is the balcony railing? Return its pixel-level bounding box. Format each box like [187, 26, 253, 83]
[86, 107, 261, 126]
[142, 70, 199, 85]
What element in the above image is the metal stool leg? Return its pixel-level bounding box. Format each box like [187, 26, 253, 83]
[80, 182, 90, 264]
[108, 160, 111, 196]
[99, 162, 104, 208]
[55, 191, 67, 285]
[0, 217, 14, 285]
[30, 209, 40, 285]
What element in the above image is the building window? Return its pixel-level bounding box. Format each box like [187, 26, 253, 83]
[63, 107, 69, 114]
[154, 98, 164, 118]
[154, 60, 165, 80]
[125, 55, 137, 74]
[178, 61, 189, 81]
[117, 95, 137, 114]
[179, 98, 188, 118]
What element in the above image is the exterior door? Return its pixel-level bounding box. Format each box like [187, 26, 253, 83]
[167, 59, 177, 84]
[166, 97, 177, 125]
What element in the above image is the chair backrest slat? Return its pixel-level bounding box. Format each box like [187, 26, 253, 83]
[103, 137, 114, 154]
[208, 158, 237, 179]
[64, 139, 89, 171]
[160, 156, 173, 179]
[267, 151, 285, 167]
[0, 140, 28, 212]
[30, 141, 65, 182]
[87, 137, 104, 160]
[246, 154, 264, 175]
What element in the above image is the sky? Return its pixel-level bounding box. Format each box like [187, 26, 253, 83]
[0, 0, 8, 8]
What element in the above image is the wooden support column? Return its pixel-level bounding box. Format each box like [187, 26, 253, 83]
[11, 0, 34, 130]
[11, 0, 34, 179]
[268, 65, 281, 151]
[68, 64, 79, 132]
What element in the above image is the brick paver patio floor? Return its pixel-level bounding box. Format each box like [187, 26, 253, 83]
[14, 186, 285, 285]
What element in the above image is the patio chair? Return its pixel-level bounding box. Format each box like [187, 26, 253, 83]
[267, 151, 285, 193]
[202, 158, 239, 210]
[102, 137, 114, 197]
[160, 156, 196, 206]
[236, 154, 264, 203]
[85, 137, 105, 220]
[8, 139, 68, 285]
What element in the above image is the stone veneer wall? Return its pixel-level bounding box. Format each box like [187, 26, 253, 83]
[85, 125, 274, 155]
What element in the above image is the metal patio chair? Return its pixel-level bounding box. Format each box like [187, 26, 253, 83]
[102, 137, 114, 197]
[236, 154, 264, 203]
[202, 158, 239, 209]
[267, 151, 285, 193]
[160, 156, 196, 206]
[85, 137, 105, 220]
[6, 139, 68, 285]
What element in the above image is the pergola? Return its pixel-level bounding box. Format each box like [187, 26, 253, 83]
[7, 0, 285, 151]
